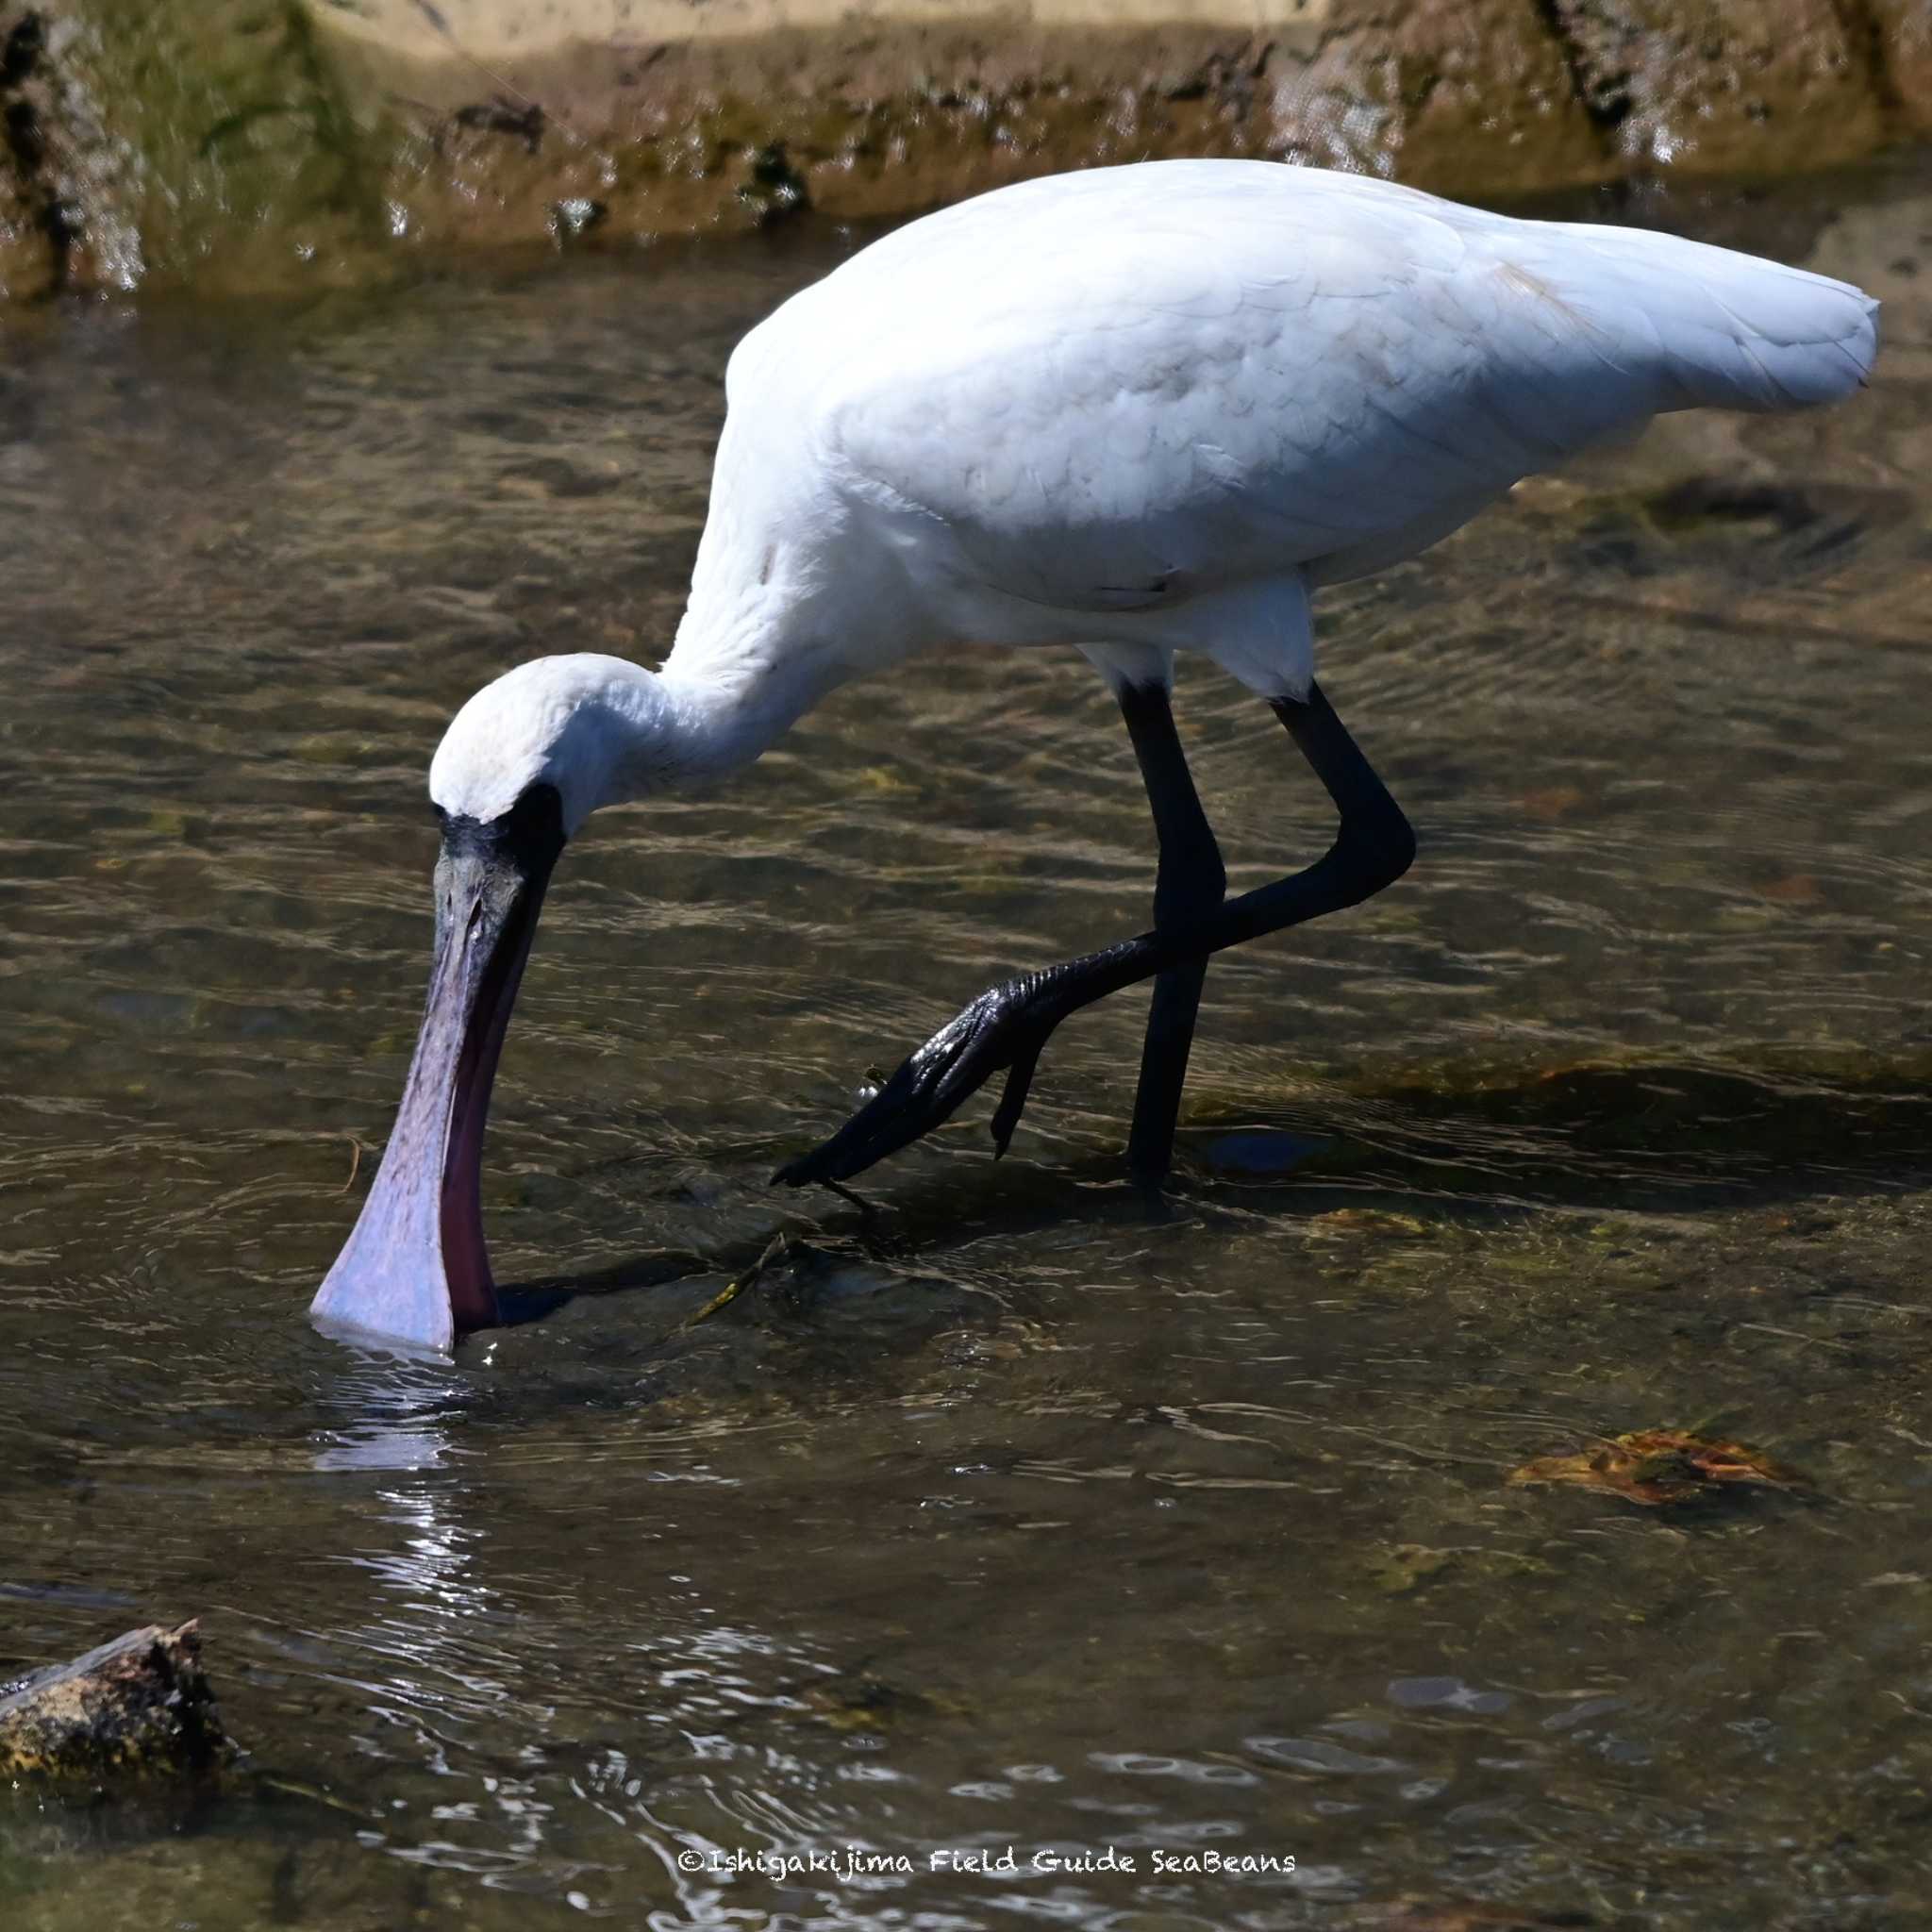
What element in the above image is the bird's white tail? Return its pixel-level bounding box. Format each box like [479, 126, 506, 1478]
[1529, 220, 1879, 415]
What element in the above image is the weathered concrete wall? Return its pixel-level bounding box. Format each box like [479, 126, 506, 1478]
[0, 0, 1925, 298]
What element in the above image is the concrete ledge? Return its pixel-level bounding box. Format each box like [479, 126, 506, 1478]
[0, 0, 1925, 297]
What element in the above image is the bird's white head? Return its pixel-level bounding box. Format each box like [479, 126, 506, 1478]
[428, 652, 676, 837]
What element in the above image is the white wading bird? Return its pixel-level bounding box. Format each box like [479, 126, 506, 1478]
[311, 158, 1878, 1352]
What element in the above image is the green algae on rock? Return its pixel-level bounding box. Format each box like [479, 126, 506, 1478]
[0, 2, 391, 297]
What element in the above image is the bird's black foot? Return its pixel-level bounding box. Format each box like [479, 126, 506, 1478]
[774, 681, 1413, 1198]
[773, 974, 1066, 1188]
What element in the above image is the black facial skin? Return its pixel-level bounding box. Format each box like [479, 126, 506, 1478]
[435, 783, 570, 924]
[428, 782, 571, 1024]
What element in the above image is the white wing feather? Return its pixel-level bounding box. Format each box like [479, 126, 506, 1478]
[704, 161, 1877, 696]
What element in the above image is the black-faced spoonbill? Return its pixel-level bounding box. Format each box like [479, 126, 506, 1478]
[312, 158, 1879, 1353]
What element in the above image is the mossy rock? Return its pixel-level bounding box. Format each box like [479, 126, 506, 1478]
[0, 1621, 236, 1784]
[16, 1, 391, 294]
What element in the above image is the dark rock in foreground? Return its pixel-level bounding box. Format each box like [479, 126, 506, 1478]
[0, 1621, 235, 1783]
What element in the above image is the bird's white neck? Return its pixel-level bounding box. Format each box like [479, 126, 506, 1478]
[428, 642, 829, 834]
[434, 496, 884, 832]
[608, 651, 819, 796]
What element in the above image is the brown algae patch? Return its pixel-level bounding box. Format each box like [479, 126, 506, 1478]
[1509, 1427, 1807, 1507]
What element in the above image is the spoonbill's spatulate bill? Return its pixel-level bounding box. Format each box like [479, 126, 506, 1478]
[309, 158, 1878, 1354]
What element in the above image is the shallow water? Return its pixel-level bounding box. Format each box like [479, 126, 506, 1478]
[3, 155, 1932, 1930]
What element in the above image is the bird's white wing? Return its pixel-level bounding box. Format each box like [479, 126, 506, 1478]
[746, 162, 1872, 618]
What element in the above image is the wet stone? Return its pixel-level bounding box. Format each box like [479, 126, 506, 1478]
[1541, 0, 1889, 175]
[0, 1623, 236, 1784]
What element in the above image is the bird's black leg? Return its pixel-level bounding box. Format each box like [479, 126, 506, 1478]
[1117, 682, 1226, 1187]
[773, 682, 1414, 1190]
